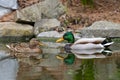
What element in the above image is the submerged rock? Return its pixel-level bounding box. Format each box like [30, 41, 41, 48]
[0, 58, 18, 80]
[0, 51, 18, 80]
[38, 54, 62, 67]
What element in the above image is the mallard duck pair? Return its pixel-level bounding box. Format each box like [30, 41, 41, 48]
[6, 31, 114, 53]
[6, 38, 44, 53]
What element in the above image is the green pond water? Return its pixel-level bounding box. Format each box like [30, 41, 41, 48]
[0, 41, 120, 80]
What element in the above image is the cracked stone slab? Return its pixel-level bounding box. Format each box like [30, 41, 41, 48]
[15, 0, 65, 22]
[15, 4, 41, 22]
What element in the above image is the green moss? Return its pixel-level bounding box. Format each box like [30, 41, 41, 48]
[111, 38, 120, 43]
[0, 35, 34, 43]
[81, 0, 94, 7]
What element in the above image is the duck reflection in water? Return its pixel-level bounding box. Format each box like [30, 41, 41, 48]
[57, 47, 112, 65]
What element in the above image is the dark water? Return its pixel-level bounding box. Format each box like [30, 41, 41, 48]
[0, 43, 120, 80]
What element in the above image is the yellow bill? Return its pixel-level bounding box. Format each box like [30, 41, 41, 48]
[39, 42, 45, 46]
[56, 55, 64, 60]
[56, 37, 64, 42]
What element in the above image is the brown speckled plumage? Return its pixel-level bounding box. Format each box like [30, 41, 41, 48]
[6, 38, 43, 53]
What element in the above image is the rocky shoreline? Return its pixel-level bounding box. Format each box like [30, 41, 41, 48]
[0, 0, 120, 43]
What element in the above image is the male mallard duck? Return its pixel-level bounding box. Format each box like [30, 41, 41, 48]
[6, 38, 44, 53]
[56, 32, 114, 50]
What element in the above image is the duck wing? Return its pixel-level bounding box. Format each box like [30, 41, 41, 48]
[71, 48, 104, 54]
[6, 43, 29, 52]
[73, 38, 106, 44]
[6, 43, 18, 52]
[71, 43, 104, 49]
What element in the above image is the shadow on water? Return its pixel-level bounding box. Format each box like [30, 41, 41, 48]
[0, 42, 120, 80]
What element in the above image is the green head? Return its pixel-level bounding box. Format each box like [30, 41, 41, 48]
[64, 54, 75, 65]
[56, 54, 75, 65]
[56, 32, 75, 43]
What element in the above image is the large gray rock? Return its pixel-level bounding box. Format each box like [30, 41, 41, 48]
[0, 22, 33, 36]
[0, 51, 18, 80]
[0, 7, 12, 18]
[0, 0, 18, 18]
[15, 4, 41, 22]
[0, 0, 18, 9]
[34, 19, 60, 35]
[15, 0, 65, 22]
[39, 0, 65, 18]
[0, 58, 18, 80]
[78, 21, 120, 37]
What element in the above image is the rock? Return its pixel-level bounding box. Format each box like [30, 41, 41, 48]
[0, 22, 33, 36]
[0, 7, 12, 18]
[15, 4, 41, 22]
[15, 0, 65, 22]
[0, 0, 18, 18]
[0, 0, 18, 9]
[0, 51, 18, 80]
[34, 19, 60, 35]
[0, 51, 10, 60]
[0, 58, 18, 80]
[78, 21, 120, 37]
[37, 31, 63, 38]
[39, 0, 65, 18]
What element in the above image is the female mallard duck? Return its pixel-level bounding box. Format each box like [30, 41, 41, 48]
[56, 32, 114, 50]
[6, 38, 44, 53]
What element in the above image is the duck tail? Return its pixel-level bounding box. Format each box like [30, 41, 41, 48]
[102, 48, 112, 56]
[6, 44, 15, 51]
[6, 45, 11, 49]
[101, 37, 114, 47]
